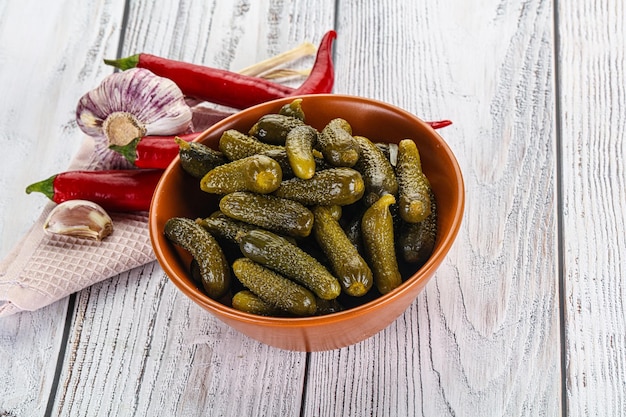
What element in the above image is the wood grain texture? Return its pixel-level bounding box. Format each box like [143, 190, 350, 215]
[302, 1, 561, 416]
[0, 1, 126, 415]
[557, 1, 626, 416]
[53, 264, 306, 416]
[0, 0, 125, 260]
[0, 302, 70, 415]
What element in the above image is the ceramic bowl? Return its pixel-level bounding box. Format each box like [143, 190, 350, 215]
[149, 94, 464, 351]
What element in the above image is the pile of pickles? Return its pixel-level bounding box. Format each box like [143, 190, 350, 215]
[164, 98, 437, 317]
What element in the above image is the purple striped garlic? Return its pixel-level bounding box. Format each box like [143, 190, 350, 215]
[76, 68, 192, 168]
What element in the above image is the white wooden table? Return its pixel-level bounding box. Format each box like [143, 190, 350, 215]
[1, 1, 624, 416]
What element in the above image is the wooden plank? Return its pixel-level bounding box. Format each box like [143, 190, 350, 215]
[0, 0, 126, 415]
[557, 1, 626, 415]
[303, 0, 562, 415]
[0, 0, 124, 259]
[47, 1, 335, 416]
[52, 264, 307, 416]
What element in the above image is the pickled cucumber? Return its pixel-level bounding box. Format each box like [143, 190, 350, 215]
[353, 135, 399, 206]
[361, 194, 402, 294]
[398, 190, 437, 264]
[232, 258, 317, 316]
[396, 139, 431, 223]
[200, 154, 282, 194]
[231, 290, 282, 316]
[317, 118, 360, 167]
[312, 205, 373, 297]
[219, 191, 314, 238]
[218, 129, 283, 160]
[196, 211, 258, 244]
[279, 98, 306, 121]
[239, 229, 342, 300]
[176, 137, 226, 179]
[273, 167, 365, 206]
[249, 114, 306, 145]
[285, 125, 318, 179]
[164, 217, 230, 299]
[327, 117, 352, 135]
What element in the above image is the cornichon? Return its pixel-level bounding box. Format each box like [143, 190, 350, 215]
[361, 194, 402, 294]
[316, 118, 360, 167]
[248, 113, 306, 145]
[312, 205, 373, 297]
[231, 290, 282, 316]
[397, 190, 437, 265]
[262, 148, 331, 179]
[176, 137, 226, 179]
[196, 211, 258, 244]
[200, 154, 282, 194]
[164, 217, 230, 299]
[218, 129, 282, 160]
[232, 258, 317, 316]
[353, 135, 399, 206]
[396, 139, 432, 223]
[219, 191, 314, 238]
[285, 124, 318, 179]
[239, 229, 342, 300]
[278, 98, 306, 121]
[273, 167, 365, 206]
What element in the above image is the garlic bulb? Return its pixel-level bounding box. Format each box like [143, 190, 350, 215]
[76, 68, 193, 168]
[43, 200, 113, 241]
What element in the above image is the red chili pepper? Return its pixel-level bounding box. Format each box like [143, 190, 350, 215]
[25, 169, 163, 212]
[291, 31, 336, 96]
[426, 120, 452, 129]
[109, 132, 200, 169]
[104, 31, 337, 109]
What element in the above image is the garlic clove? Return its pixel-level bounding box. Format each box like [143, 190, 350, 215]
[43, 200, 113, 241]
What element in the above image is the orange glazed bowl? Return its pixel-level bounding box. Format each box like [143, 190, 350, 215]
[149, 94, 464, 352]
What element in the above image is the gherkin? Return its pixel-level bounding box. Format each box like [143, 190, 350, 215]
[353, 135, 398, 206]
[312, 205, 373, 297]
[219, 191, 314, 238]
[248, 113, 306, 145]
[361, 194, 402, 294]
[239, 229, 341, 300]
[232, 259, 317, 316]
[396, 139, 432, 223]
[164, 217, 230, 299]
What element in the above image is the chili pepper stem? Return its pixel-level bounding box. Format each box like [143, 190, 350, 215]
[25, 175, 56, 200]
[238, 42, 317, 77]
[104, 54, 140, 70]
[109, 137, 140, 165]
[103, 112, 147, 147]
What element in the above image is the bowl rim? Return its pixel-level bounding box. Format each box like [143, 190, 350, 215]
[149, 93, 465, 327]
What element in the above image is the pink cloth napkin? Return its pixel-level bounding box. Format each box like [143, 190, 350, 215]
[0, 105, 233, 317]
[0, 138, 156, 317]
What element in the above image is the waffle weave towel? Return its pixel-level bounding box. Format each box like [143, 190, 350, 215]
[0, 138, 156, 317]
